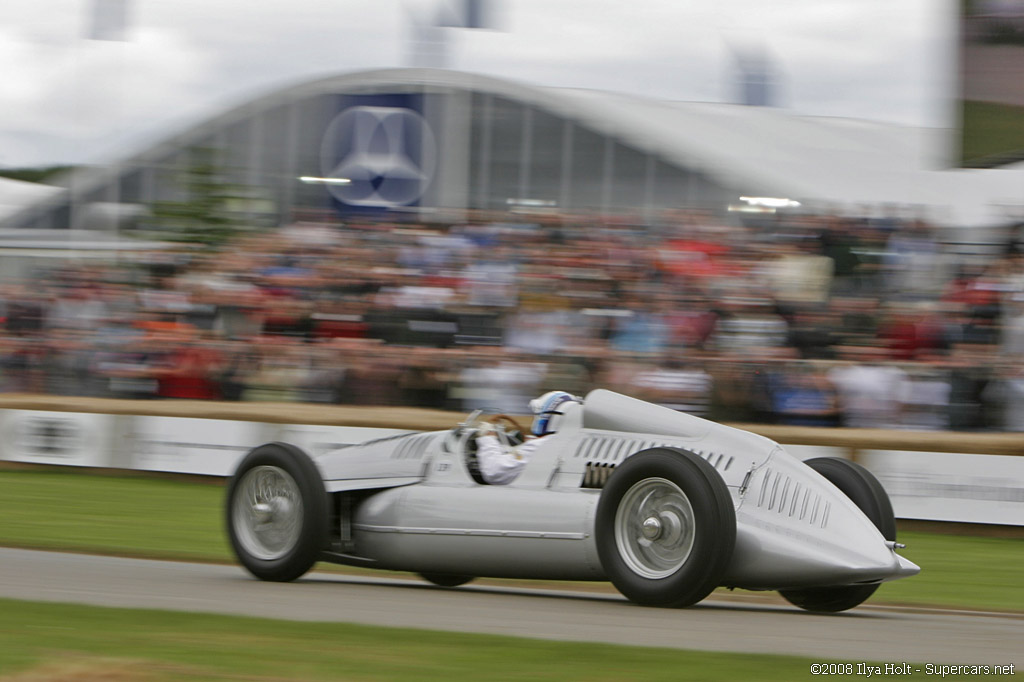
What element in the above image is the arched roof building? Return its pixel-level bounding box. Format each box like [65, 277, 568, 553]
[4, 67, 1023, 232]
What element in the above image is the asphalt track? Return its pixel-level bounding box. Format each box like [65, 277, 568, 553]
[2, 548, 1021, 667]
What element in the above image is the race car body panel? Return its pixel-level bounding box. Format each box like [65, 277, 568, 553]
[317, 432, 436, 485]
[227, 388, 920, 610]
[726, 449, 915, 589]
[352, 485, 604, 580]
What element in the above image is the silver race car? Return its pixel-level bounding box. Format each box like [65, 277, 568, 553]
[226, 389, 919, 612]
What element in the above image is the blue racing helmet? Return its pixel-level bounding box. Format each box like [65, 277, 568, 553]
[529, 391, 581, 436]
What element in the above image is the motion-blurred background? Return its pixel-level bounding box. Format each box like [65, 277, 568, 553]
[1, 0, 1023, 434]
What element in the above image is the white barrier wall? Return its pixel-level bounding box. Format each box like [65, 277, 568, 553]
[788, 443, 1024, 526]
[0, 411, 419, 477]
[1, 407, 1023, 525]
[860, 450, 1024, 526]
[131, 416, 268, 476]
[0, 410, 116, 468]
[128, 418, 413, 477]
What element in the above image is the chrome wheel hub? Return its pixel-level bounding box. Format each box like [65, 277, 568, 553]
[232, 465, 303, 561]
[641, 516, 662, 540]
[615, 477, 696, 579]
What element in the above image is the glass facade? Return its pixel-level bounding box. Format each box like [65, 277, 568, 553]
[462, 93, 728, 216]
[2, 78, 738, 231]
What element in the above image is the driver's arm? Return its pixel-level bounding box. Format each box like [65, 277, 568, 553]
[476, 433, 535, 485]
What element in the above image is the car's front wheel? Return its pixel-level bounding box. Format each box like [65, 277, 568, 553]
[779, 457, 896, 613]
[226, 442, 328, 582]
[595, 448, 736, 607]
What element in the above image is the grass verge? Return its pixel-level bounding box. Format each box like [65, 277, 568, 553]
[0, 468, 1021, 612]
[961, 99, 1024, 165]
[0, 598, 997, 682]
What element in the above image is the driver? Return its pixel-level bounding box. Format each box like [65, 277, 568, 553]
[475, 391, 582, 485]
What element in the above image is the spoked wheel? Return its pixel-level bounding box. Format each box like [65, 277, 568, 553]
[419, 573, 475, 588]
[779, 457, 896, 613]
[615, 477, 697, 579]
[226, 442, 328, 582]
[596, 448, 735, 607]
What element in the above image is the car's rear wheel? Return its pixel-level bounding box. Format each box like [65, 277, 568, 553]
[226, 442, 328, 582]
[419, 573, 475, 587]
[596, 448, 735, 607]
[779, 457, 896, 613]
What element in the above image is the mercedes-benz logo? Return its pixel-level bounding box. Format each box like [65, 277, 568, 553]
[320, 105, 437, 207]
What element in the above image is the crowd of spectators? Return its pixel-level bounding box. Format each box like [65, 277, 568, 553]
[2, 207, 1024, 432]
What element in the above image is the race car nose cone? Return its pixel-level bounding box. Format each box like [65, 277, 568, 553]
[893, 552, 921, 579]
[641, 516, 662, 540]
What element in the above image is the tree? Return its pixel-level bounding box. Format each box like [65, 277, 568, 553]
[0, 166, 74, 184]
[148, 148, 258, 249]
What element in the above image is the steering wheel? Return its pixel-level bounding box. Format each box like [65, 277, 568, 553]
[489, 414, 526, 435]
[454, 411, 530, 484]
[456, 411, 528, 446]
[484, 414, 527, 447]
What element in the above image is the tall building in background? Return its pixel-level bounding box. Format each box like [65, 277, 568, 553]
[410, 0, 493, 68]
[731, 44, 780, 108]
[87, 0, 131, 41]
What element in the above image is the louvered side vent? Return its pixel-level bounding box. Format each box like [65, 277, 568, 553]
[690, 448, 735, 472]
[574, 437, 635, 463]
[574, 438, 734, 472]
[392, 436, 415, 459]
[392, 434, 436, 460]
[573, 439, 595, 459]
[756, 468, 831, 528]
[582, 462, 616, 489]
[575, 436, 632, 489]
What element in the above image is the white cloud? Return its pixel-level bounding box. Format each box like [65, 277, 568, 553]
[0, 23, 212, 165]
[453, 0, 950, 123]
[0, 0, 951, 167]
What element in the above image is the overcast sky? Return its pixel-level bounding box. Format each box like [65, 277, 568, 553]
[0, 0, 955, 169]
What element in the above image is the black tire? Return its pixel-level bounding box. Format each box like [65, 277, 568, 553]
[226, 442, 328, 582]
[595, 448, 736, 607]
[779, 457, 896, 613]
[419, 573, 475, 588]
